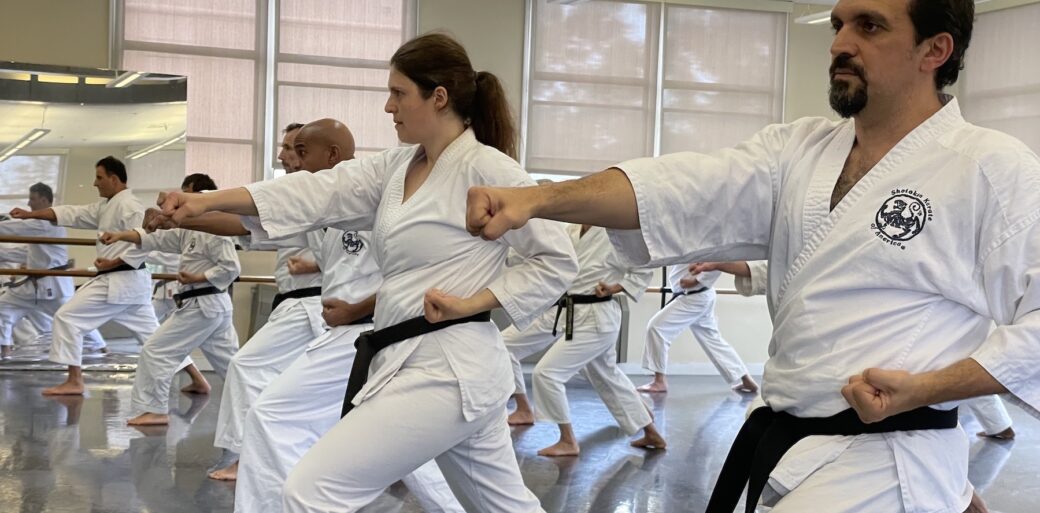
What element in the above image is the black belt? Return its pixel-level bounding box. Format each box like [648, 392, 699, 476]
[667, 286, 708, 304]
[705, 405, 959, 513]
[173, 286, 224, 308]
[10, 262, 72, 290]
[271, 286, 322, 311]
[341, 311, 493, 417]
[96, 262, 146, 276]
[552, 294, 612, 340]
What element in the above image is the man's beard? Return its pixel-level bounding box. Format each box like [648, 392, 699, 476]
[828, 54, 868, 118]
[829, 79, 868, 118]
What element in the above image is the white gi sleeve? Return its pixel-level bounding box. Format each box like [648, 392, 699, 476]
[735, 261, 769, 297]
[117, 208, 150, 268]
[606, 120, 817, 267]
[971, 221, 1040, 419]
[0, 218, 49, 237]
[237, 216, 311, 250]
[475, 153, 579, 331]
[246, 150, 402, 239]
[136, 228, 183, 255]
[0, 243, 27, 264]
[609, 249, 653, 302]
[202, 235, 241, 290]
[53, 201, 103, 230]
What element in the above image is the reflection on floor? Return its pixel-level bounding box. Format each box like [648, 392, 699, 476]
[0, 372, 1034, 512]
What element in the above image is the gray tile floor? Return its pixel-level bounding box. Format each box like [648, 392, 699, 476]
[0, 370, 1034, 512]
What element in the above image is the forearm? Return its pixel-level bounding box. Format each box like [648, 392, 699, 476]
[464, 289, 501, 315]
[356, 295, 376, 318]
[912, 359, 1007, 406]
[27, 208, 57, 222]
[180, 212, 249, 236]
[198, 188, 259, 217]
[531, 169, 640, 229]
[124, 230, 142, 245]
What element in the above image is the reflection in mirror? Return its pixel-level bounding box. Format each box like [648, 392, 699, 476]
[0, 61, 187, 368]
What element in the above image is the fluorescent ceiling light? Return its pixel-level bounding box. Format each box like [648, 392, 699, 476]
[127, 132, 186, 160]
[106, 71, 145, 89]
[0, 128, 51, 163]
[794, 11, 831, 24]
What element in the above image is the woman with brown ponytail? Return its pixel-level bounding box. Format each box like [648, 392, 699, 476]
[158, 33, 577, 512]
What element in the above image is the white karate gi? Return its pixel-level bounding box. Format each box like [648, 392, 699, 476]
[0, 219, 107, 352]
[129, 228, 240, 415]
[146, 251, 181, 323]
[605, 96, 1040, 512]
[742, 260, 1015, 438]
[236, 227, 463, 513]
[641, 265, 749, 385]
[503, 225, 653, 434]
[243, 128, 577, 513]
[50, 190, 164, 366]
[213, 233, 325, 454]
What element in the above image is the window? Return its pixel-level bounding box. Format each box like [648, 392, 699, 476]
[115, 0, 416, 185]
[960, 3, 1040, 154]
[0, 155, 63, 212]
[523, 0, 787, 176]
[275, 0, 415, 172]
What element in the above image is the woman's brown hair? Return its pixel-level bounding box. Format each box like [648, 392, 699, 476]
[391, 33, 518, 160]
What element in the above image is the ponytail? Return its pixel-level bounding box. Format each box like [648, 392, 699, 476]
[472, 71, 517, 160]
[391, 33, 518, 159]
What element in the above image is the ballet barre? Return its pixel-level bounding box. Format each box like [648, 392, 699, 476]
[0, 268, 277, 284]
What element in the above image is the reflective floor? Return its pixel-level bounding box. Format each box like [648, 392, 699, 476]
[0, 371, 1035, 513]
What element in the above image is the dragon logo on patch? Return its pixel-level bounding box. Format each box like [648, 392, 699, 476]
[871, 189, 933, 250]
[342, 231, 364, 254]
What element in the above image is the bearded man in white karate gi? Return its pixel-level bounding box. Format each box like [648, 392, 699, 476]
[466, 1, 1040, 512]
[11, 157, 200, 396]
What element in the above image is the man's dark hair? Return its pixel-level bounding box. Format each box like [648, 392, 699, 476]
[284, 122, 304, 133]
[908, 0, 974, 89]
[181, 173, 218, 192]
[95, 155, 128, 183]
[29, 182, 53, 204]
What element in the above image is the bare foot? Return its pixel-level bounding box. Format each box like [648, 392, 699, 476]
[181, 380, 212, 395]
[208, 461, 239, 481]
[631, 426, 667, 451]
[127, 413, 170, 426]
[977, 427, 1015, 441]
[507, 408, 535, 426]
[1, 346, 12, 359]
[732, 375, 759, 394]
[42, 381, 85, 396]
[636, 381, 668, 393]
[964, 491, 989, 513]
[538, 440, 580, 457]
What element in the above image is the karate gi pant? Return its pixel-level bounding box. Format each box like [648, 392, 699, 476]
[641, 289, 749, 384]
[130, 302, 237, 415]
[965, 395, 1013, 435]
[215, 296, 323, 453]
[503, 323, 652, 435]
[152, 298, 177, 324]
[762, 431, 972, 513]
[0, 292, 104, 350]
[282, 338, 543, 513]
[50, 280, 160, 367]
[237, 324, 464, 513]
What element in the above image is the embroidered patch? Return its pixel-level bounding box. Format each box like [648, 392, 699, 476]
[342, 231, 364, 254]
[871, 189, 933, 250]
[187, 238, 197, 252]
